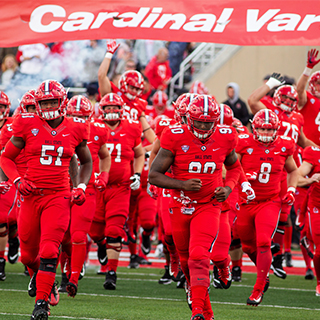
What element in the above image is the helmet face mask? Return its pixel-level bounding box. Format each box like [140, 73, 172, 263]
[99, 93, 124, 125]
[34, 80, 67, 120]
[252, 109, 280, 145]
[0, 91, 11, 120]
[66, 95, 93, 120]
[186, 95, 220, 141]
[119, 71, 144, 100]
[309, 71, 320, 98]
[273, 85, 299, 113]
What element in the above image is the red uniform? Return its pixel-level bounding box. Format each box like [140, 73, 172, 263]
[145, 104, 175, 119]
[160, 123, 237, 295]
[297, 91, 320, 144]
[110, 82, 147, 121]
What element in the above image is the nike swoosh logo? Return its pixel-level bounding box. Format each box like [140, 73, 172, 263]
[87, 141, 93, 144]
[212, 148, 220, 151]
[72, 271, 78, 274]
[274, 152, 280, 154]
[9, 253, 18, 261]
[120, 134, 126, 136]
[260, 250, 268, 254]
[197, 278, 206, 280]
[62, 134, 70, 137]
[100, 256, 107, 264]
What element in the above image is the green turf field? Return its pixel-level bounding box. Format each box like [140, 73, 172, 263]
[1, 263, 320, 320]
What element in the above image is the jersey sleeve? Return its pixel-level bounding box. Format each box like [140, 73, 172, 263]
[0, 124, 12, 149]
[131, 120, 142, 148]
[71, 118, 90, 145]
[303, 146, 320, 165]
[11, 113, 34, 140]
[235, 133, 250, 154]
[160, 126, 177, 155]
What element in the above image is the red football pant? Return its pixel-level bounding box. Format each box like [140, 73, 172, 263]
[237, 198, 281, 290]
[170, 201, 220, 313]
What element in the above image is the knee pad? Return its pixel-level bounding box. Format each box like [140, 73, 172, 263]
[257, 233, 271, 248]
[164, 234, 174, 246]
[141, 224, 154, 233]
[105, 225, 124, 239]
[39, 258, 57, 273]
[189, 246, 209, 261]
[276, 221, 286, 235]
[106, 236, 122, 252]
[72, 231, 87, 244]
[230, 238, 241, 251]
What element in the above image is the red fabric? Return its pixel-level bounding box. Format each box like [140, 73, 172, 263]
[225, 158, 242, 190]
[145, 56, 172, 90]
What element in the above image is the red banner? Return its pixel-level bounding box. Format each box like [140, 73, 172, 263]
[1, 0, 320, 47]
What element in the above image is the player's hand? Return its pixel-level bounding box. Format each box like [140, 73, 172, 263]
[147, 182, 158, 199]
[307, 49, 320, 69]
[282, 189, 295, 206]
[310, 173, 320, 183]
[0, 181, 12, 195]
[241, 181, 256, 201]
[295, 213, 304, 232]
[94, 172, 109, 192]
[214, 186, 232, 202]
[71, 188, 86, 206]
[106, 40, 120, 54]
[265, 72, 285, 89]
[130, 173, 141, 190]
[245, 171, 257, 181]
[14, 178, 36, 196]
[182, 179, 202, 191]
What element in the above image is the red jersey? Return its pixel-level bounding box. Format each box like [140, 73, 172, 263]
[155, 118, 177, 139]
[106, 119, 142, 185]
[110, 82, 147, 120]
[145, 104, 175, 119]
[236, 134, 295, 201]
[12, 114, 89, 190]
[302, 146, 320, 208]
[261, 98, 304, 144]
[0, 121, 27, 178]
[297, 91, 320, 144]
[161, 124, 238, 204]
[87, 119, 109, 186]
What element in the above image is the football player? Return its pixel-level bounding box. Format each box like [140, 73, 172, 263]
[145, 90, 175, 119]
[149, 95, 244, 320]
[89, 93, 144, 290]
[236, 109, 298, 306]
[0, 80, 92, 320]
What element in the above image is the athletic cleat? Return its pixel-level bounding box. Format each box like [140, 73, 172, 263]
[24, 266, 30, 276]
[97, 242, 108, 265]
[176, 273, 186, 289]
[219, 266, 232, 289]
[271, 254, 287, 279]
[30, 299, 50, 320]
[284, 252, 293, 267]
[48, 281, 60, 306]
[263, 276, 269, 293]
[128, 254, 140, 269]
[158, 265, 172, 285]
[66, 281, 78, 298]
[316, 284, 320, 296]
[97, 264, 108, 275]
[211, 266, 222, 289]
[58, 273, 68, 292]
[172, 267, 183, 282]
[137, 255, 152, 265]
[154, 242, 164, 258]
[8, 237, 20, 264]
[78, 263, 86, 280]
[271, 242, 280, 255]
[300, 236, 314, 259]
[305, 268, 315, 280]
[186, 283, 192, 310]
[231, 266, 242, 282]
[0, 258, 6, 281]
[28, 272, 37, 297]
[141, 233, 151, 255]
[247, 289, 263, 306]
[103, 270, 117, 290]
[170, 253, 180, 281]
[191, 313, 205, 320]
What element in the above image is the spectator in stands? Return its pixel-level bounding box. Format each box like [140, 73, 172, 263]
[140, 75, 153, 105]
[1, 54, 18, 87]
[134, 40, 166, 73]
[0, 47, 18, 66]
[145, 47, 172, 91]
[222, 82, 251, 126]
[16, 43, 49, 75]
[168, 42, 188, 77]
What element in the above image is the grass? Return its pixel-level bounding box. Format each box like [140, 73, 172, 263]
[1, 263, 320, 320]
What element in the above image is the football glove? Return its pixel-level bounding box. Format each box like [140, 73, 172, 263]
[14, 178, 36, 196]
[307, 49, 320, 69]
[71, 187, 86, 206]
[94, 172, 109, 192]
[241, 181, 256, 201]
[147, 182, 158, 199]
[130, 173, 141, 190]
[282, 187, 295, 206]
[0, 181, 12, 194]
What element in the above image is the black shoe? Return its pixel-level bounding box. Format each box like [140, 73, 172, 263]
[0, 258, 6, 281]
[271, 242, 280, 255]
[284, 252, 293, 267]
[24, 266, 30, 276]
[48, 281, 60, 306]
[305, 268, 315, 280]
[66, 281, 78, 297]
[136, 255, 152, 265]
[58, 273, 68, 293]
[271, 255, 287, 279]
[159, 265, 172, 285]
[103, 270, 117, 290]
[176, 273, 186, 289]
[30, 299, 50, 320]
[28, 272, 37, 297]
[263, 276, 270, 293]
[78, 264, 86, 280]
[128, 254, 140, 269]
[300, 236, 314, 259]
[141, 233, 151, 255]
[212, 266, 222, 289]
[8, 237, 19, 264]
[97, 242, 108, 265]
[231, 266, 242, 282]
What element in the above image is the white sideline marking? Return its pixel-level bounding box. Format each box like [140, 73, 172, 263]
[1, 288, 320, 312]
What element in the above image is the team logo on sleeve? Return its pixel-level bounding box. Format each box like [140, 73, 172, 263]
[247, 148, 253, 154]
[181, 145, 189, 153]
[281, 147, 286, 152]
[31, 128, 39, 136]
[94, 135, 99, 141]
[314, 207, 319, 213]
